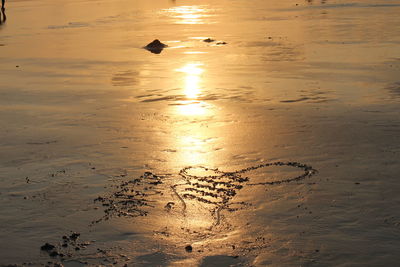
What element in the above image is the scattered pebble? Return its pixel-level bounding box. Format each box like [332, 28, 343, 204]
[144, 39, 168, 54]
[41, 243, 55, 251]
[49, 251, 59, 257]
[203, 38, 215, 43]
[70, 232, 80, 241]
[164, 202, 175, 211]
[185, 245, 193, 253]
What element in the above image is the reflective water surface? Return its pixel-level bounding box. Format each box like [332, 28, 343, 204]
[0, 0, 400, 266]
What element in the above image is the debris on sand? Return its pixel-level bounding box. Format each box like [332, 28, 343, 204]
[164, 201, 175, 211]
[40, 243, 55, 251]
[144, 39, 168, 54]
[216, 41, 227, 45]
[39, 232, 95, 263]
[203, 38, 215, 43]
[92, 172, 164, 224]
[185, 245, 193, 252]
[69, 232, 80, 241]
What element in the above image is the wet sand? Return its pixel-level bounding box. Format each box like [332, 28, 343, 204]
[1, 0, 400, 266]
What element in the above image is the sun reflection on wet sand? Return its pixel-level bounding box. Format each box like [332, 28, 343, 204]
[174, 62, 214, 117]
[176, 62, 204, 99]
[166, 60, 221, 230]
[177, 134, 210, 166]
[176, 101, 212, 116]
[163, 5, 214, 25]
[171, 60, 214, 165]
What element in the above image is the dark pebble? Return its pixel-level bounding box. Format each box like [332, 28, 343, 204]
[70, 232, 80, 240]
[185, 245, 193, 252]
[203, 38, 215, 43]
[41, 243, 55, 251]
[49, 251, 59, 257]
[145, 39, 167, 48]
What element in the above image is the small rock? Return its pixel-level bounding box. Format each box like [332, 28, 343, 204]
[41, 243, 55, 251]
[185, 245, 193, 253]
[203, 38, 215, 43]
[69, 232, 80, 241]
[164, 202, 175, 211]
[216, 41, 227, 45]
[144, 39, 168, 54]
[49, 251, 59, 257]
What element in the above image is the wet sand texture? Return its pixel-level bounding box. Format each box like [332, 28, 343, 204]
[1, 0, 400, 266]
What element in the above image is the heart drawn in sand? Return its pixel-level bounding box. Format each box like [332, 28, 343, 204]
[93, 161, 317, 228]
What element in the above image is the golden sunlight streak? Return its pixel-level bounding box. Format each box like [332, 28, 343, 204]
[174, 63, 213, 116]
[162, 5, 212, 25]
[176, 63, 203, 99]
[176, 133, 211, 167]
[176, 101, 211, 116]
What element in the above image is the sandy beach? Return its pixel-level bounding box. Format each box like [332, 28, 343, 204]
[1, 0, 400, 266]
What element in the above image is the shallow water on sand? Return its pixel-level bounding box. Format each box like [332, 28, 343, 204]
[1, 0, 400, 266]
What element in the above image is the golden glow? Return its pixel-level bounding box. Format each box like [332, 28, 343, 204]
[168, 60, 216, 169]
[176, 101, 212, 116]
[176, 62, 204, 76]
[162, 5, 212, 24]
[183, 51, 207, 55]
[176, 63, 204, 99]
[176, 131, 212, 167]
[174, 62, 213, 117]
